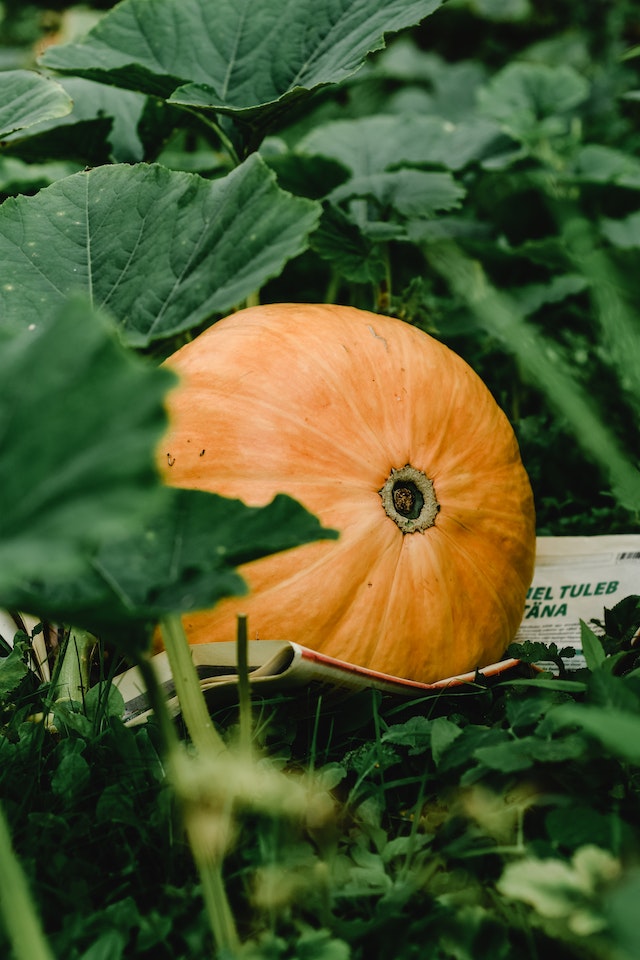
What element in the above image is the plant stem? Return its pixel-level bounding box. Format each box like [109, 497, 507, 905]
[53, 627, 96, 704]
[160, 613, 227, 757]
[0, 803, 55, 960]
[179, 107, 242, 167]
[235, 613, 252, 755]
[195, 855, 241, 958]
[134, 650, 241, 957]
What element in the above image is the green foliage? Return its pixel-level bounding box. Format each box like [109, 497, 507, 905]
[0, 159, 320, 346]
[0, 69, 72, 138]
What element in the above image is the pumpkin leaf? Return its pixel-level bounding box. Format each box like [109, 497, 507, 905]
[330, 169, 466, 218]
[0, 297, 173, 602]
[40, 0, 444, 120]
[310, 205, 387, 283]
[0, 70, 73, 139]
[3, 77, 149, 165]
[567, 144, 640, 189]
[477, 62, 589, 144]
[299, 114, 503, 174]
[0, 157, 320, 346]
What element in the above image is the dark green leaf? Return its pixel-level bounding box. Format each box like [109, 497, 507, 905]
[0, 645, 29, 701]
[41, 0, 444, 119]
[382, 716, 433, 754]
[51, 741, 91, 798]
[0, 158, 320, 346]
[311, 205, 387, 284]
[430, 717, 463, 765]
[546, 804, 630, 852]
[0, 297, 173, 600]
[474, 738, 534, 772]
[0, 70, 72, 139]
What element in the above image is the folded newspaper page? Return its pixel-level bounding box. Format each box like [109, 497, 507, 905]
[514, 534, 640, 670]
[115, 642, 524, 725]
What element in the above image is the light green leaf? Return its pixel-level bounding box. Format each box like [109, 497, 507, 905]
[470, 0, 531, 20]
[0, 70, 72, 139]
[0, 158, 320, 346]
[299, 114, 502, 174]
[507, 274, 588, 317]
[601, 210, 640, 249]
[579, 620, 606, 670]
[0, 297, 174, 598]
[478, 62, 589, 143]
[498, 846, 620, 935]
[569, 144, 640, 190]
[0, 157, 80, 196]
[41, 0, 444, 118]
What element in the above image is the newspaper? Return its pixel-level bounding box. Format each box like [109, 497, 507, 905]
[514, 534, 640, 670]
[114, 641, 524, 725]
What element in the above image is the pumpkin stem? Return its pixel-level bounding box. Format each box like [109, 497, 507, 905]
[379, 465, 439, 533]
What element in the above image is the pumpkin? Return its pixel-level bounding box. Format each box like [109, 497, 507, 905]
[159, 303, 535, 683]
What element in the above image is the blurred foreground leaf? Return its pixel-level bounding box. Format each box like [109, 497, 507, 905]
[0, 297, 174, 598]
[6, 489, 338, 637]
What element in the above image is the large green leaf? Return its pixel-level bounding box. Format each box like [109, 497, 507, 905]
[40, 0, 443, 118]
[6, 489, 338, 633]
[298, 114, 503, 174]
[0, 297, 174, 598]
[0, 157, 320, 346]
[0, 70, 72, 139]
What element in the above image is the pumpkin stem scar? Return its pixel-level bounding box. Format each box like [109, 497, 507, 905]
[379, 464, 439, 533]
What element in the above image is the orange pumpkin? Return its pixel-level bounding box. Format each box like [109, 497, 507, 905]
[159, 303, 535, 683]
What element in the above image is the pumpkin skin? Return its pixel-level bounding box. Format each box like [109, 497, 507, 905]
[159, 303, 535, 683]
